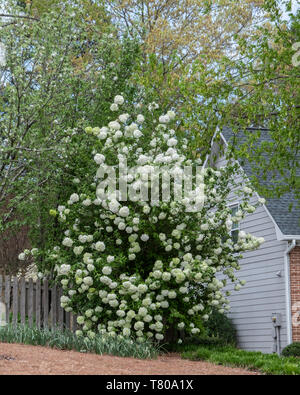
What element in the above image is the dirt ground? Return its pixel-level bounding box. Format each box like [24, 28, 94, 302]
[0, 342, 260, 375]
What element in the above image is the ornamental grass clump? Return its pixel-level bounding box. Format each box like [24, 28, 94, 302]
[0, 324, 158, 359]
[20, 95, 264, 343]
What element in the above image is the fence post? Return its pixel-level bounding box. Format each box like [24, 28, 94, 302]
[58, 287, 64, 330]
[28, 279, 33, 327]
[20, 277, 26, 325]
[5, 276, 10, 325]
[0, 275, 5, 327]
[65, 311, 71, 331]
[43, 278, 49, 329]
[51, 283, 57, 331]
[36, 279, 41, 329]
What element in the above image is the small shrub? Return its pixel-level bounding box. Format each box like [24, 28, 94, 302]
[282, 342, 300, 358]
[203, 308, 237, 345]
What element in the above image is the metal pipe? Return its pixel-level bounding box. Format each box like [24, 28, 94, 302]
[284, 240, 296, 345]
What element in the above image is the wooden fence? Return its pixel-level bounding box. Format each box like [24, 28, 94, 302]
[0, 275, 78, 331]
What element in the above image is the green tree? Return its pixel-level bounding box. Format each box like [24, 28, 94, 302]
[0, 0, 140, 254]
[138, 0, 300, 203]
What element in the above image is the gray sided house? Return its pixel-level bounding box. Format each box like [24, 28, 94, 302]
[211, 127, 300, 354]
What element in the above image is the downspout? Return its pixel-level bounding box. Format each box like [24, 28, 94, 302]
[284, 239, 296, 345]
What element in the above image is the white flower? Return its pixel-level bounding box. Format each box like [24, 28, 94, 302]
[179, 286, 188, 294]
[70, 193, 79, 203]
[141, 234, 149, 242]
[95, 241, 105, 251]
[162, 272, 171, 281]
[110, 103, 119, 111]
[168, 291, 177, 299]
[109, 199, 120, 213]
[108, 121, 121, 130]
[133, 129, 143, 138]
[238, 231, 246, 239]
[119, 206, 130, 217]
[60, 295, 70, 304]
[167, 110, 176, 120]
[177, 322, 185, 329]
[148, 102, 159, 111]
[159, 115, 170, 124]
[73, 246, 84, 256]
[159, 233, 166, 241]
[118, 222, 126, 230]
[153, 270, 162, 279]
[85, 309, 93, 318]
[83, 276, 93, 286]
[114, 95, 124, 105]
[59, 264, 71, 275]
[82, 198, 92, 206]
[87, 264, 95, 272]
[137, 284, 148, 293]
[134, 321, 144, 331]
[167, 138, 177, 147]
[77, 316, 85, 325]
[138, 307, 147, 317]
[200, 223, 209, 231]
[119, 113, 130, 123]
[94, 153, 105, 165]
[107, 255, 115, 263]
[18, 253, 26, 261]
[123, 328, 131, 336]
[62, 237, 73, 247]
[137, 114, 145, 124]
[102, 266, 112, 275]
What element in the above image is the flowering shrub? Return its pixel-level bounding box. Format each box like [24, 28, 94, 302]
[20, 95, 264, 343]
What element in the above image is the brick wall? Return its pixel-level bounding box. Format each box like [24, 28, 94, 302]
[290, 245, 300, 342]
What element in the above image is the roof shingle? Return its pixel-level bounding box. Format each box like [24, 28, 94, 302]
[221, 127, 300, 236]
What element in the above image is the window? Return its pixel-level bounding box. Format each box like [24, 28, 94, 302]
[230, 204, 240, 243]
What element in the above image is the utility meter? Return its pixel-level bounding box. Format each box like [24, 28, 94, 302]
[271, 313, 281, 327]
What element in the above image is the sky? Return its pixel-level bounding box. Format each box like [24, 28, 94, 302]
[280, 0, 299, 20]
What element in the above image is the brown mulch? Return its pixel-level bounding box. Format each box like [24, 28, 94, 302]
[0, 342, 260, 375]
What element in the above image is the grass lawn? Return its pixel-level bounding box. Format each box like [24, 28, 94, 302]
[179, 343, 300, 375]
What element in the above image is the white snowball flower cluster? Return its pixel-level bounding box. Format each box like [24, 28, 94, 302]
[38, 94, 264, 343]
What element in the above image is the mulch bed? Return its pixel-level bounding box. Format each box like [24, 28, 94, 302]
[0, 342, 260, 375]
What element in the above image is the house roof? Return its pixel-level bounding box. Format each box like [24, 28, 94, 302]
[221, 127, 300, 236]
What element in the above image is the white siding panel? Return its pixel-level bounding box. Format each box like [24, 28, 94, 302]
[214, 153, 288, 354]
